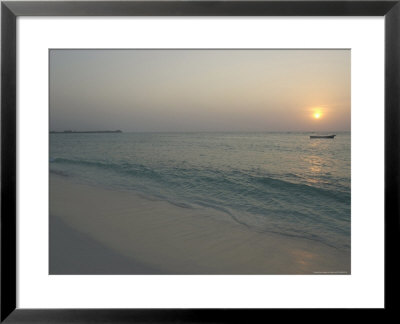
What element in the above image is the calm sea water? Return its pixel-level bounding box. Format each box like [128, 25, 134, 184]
[50, 132, 350, 251]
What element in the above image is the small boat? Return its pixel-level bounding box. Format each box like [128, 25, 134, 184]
[310, 134, 336, 139]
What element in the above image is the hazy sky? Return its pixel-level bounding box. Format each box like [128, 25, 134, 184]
[50, 49, 350, 132]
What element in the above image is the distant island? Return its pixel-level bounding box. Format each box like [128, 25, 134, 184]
[50, 130, 122, 134]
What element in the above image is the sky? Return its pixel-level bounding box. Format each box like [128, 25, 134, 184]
[50, 49, 350, 132]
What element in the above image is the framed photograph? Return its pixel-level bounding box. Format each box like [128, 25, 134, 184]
[1, 0, 399, 321]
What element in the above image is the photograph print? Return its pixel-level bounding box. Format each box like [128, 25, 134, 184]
[49, 49, 350, 274]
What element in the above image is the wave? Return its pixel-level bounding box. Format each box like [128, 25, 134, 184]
[50, 156, 350, 250]
[254, 175, 350, 203]
[51, 157, 162, 179]
[51, 156, 348, 200]
[50, 169, 70, 177]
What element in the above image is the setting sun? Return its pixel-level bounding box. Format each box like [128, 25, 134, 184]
[314, 112, 322, 119]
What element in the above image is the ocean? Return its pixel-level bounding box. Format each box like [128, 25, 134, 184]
[50, 132, 350, 252]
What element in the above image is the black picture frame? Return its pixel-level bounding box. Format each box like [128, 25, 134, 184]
[1, 0, 399, 322]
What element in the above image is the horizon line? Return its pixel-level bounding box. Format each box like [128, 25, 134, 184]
[49, 130, 350, 133]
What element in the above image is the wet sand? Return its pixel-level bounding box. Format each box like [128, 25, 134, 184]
[50, 174, 350, 274]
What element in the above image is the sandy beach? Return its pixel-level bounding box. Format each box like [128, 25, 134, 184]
[50, 174, 350, 274]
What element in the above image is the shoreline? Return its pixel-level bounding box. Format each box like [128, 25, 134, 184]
[50, 174, 350, 274]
